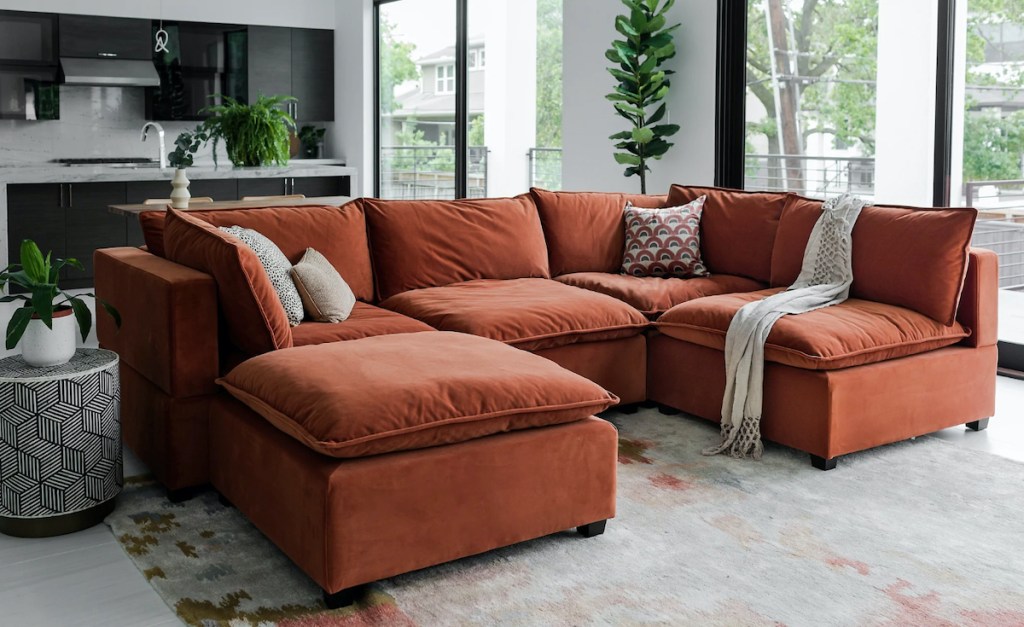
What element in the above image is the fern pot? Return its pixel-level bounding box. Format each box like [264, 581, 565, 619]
[21, 308, 77, 368]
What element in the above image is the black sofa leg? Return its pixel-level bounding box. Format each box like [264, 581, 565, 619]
[618, 403, 640, 415]
[324, 585, 364, 609]
[166, 486, 203, 503]
[217, 492, 233, 508]
[810, 455, 838, 471]
[967, 418, 990, 432]
[576, 520, 607, 538]
[656, 404, 681, 416]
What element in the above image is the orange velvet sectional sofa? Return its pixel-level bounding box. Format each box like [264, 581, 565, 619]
[94, 185, 996, 604]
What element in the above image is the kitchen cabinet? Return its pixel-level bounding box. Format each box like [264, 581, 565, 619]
[58, 15, 151, 60]
[239, 175, 347, 199]
[64, 183, 127, 287]
[247, 26, 334, 122]
[148, 21, 247, 121]
[7, 185, 65, 286]
[0, 11, 59, 121]
[290, 29, 334, 122]
[0, 11, 57, 64]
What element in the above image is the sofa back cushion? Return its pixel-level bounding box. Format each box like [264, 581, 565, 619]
[163, 208, 293, 355]
[530, 188, 667, 275]
[140, 202, 375, 301]
[770, 194, 977, 325]
[364, 195, 551, 300]
[666, 185, 787, 283]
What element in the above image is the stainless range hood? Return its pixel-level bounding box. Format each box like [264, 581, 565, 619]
[60, 57, 160, 88]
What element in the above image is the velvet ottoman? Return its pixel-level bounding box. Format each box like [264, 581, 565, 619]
[209, 332, 620, 606]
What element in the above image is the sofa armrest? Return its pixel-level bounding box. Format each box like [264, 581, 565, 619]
[957, 248, 998, 348]
[95, 247, 220, 397]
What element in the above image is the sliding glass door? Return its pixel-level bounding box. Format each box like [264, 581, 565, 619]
[377, 0, 459, 200]
[375, 0, 562, 199]
[951, 1, 1024, 372]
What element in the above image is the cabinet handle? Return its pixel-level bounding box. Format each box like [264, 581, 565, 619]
[67, 184, 72, 208]
[97, 52, 118, 58]
[59, 184, 64, 208]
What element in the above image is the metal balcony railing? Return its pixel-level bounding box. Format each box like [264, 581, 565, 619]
[379, 146, 488, 200]
[528, 147, 562, 190]
[745, 154, 876, 199]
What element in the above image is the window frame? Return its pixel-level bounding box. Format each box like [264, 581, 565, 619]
[436, 63, 455, 93]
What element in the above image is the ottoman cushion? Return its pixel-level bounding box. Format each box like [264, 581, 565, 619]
[217, 332, 618, 458]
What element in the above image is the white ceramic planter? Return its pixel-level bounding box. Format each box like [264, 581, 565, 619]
[21, 309, 77, 368]
[170, 168, 191, 209]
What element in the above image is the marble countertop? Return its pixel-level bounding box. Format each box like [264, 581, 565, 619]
[0, 160, 355, 185]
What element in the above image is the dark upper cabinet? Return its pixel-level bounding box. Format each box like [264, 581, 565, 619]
[0, 11, 59, 120]
[0, 11, 57, 64]
[247, 26, 334, 122]
[247, 26, 292, 105]
[290, 29, 334, 122]
[58, 15, 151, 60]
[148, 21, 246, 120]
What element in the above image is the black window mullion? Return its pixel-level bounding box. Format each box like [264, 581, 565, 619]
[454, 0, 469, 198]
[934, 0, 956, 207]
[714, 0, 747, 190]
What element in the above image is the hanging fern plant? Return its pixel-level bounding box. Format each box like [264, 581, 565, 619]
[200, 94, 297, 168]
[606, 0, 681, 193]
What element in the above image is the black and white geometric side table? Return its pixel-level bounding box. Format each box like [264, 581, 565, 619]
[0, 348, 122, 537]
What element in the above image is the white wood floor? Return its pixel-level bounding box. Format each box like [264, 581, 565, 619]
[2, 376, 1022, 626]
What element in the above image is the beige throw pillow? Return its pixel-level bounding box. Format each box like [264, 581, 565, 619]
[290, 248, 357, 323]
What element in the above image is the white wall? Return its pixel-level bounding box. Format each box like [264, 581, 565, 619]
[332, 0, 374, 197]
[562, 0, 717, 194]
[874, 0, 939, 206]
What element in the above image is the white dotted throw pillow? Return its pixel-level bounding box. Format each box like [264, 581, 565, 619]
[220, 226, 305, 326]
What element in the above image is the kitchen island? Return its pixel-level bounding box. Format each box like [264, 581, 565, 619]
[0, 161, 357, 285]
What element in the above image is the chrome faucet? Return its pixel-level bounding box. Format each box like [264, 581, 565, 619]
[140, 122, 167, 169]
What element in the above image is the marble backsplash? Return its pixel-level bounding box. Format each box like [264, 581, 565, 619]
[0, 86, 330, 166]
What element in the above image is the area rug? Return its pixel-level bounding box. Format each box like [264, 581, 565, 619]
[107, 409, 1024, 626]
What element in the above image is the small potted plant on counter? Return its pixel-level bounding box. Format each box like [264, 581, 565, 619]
[168, 126, 208, 209]
[201, 94, 297, 167]
[1, 240, 121, 368]
[298, 125, 326, 159]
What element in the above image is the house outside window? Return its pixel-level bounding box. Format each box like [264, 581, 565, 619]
[436, 64, 455, 93]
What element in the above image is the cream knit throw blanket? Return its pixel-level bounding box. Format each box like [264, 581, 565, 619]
[704, 193, 867, 460]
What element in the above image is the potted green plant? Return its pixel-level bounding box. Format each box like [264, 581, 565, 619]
[201, 94, 297, 167]
[605, 0, 681, 193]
[298, 125, 326, 159]
[167, 127, 208, 208]
[1, 240, 121, 367]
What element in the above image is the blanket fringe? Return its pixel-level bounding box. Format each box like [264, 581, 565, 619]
[703, 416, 764, 460]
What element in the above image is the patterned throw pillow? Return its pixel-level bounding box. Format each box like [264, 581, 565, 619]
[220, 226, 305, 326]
[621, 196, 709, 278]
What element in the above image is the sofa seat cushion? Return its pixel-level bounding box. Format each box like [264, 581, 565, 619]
[656, 289, 970, 370]
[217, 332, 618, 458]
[556, 272, 766, 317]
[380, 278, 650, 351]
[291, 302, 435, 346]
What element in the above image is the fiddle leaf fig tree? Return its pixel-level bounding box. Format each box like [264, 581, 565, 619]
[606, 0, 681, 193]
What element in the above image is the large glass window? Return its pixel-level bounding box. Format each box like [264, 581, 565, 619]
[743, 0, 880, 199]
[376, 0, 561, 199]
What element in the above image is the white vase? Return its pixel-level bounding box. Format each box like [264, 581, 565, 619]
[21, 308, 77, 368]
[170, 168, 191, 209]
